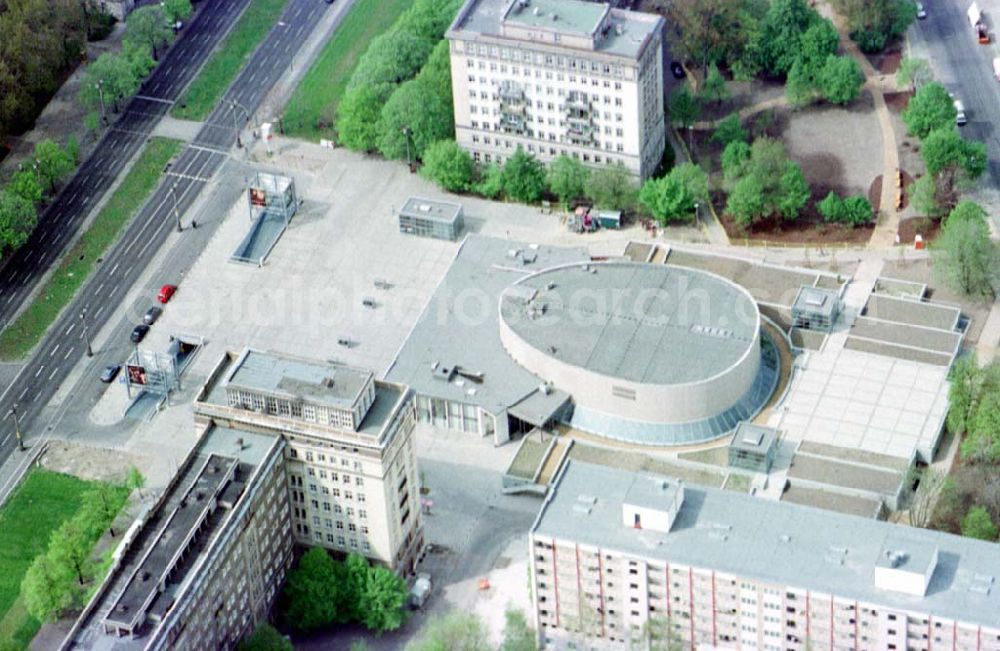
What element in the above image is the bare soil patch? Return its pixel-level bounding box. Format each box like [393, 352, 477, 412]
[897, 216, 940, 245]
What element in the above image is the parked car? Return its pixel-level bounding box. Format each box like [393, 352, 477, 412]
[130, 324, 150, 343]
[99, 364, 121, 383]
[409, 573, 432, 609]
[157, 284, 177, 303]
[670, 61, 685, 79]
[954, 99, 968, 125]
[916, 3, 927, 18]
[143, 306, 163, 325]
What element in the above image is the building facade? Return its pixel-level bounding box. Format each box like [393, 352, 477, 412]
[447, 0, 666, 178]
[530, 461, 1000, 651]
[195, 348, 424, 573]
[66, 427, 293, 650]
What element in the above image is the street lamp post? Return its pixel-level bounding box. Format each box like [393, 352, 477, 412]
[170, 183, 183, 232]
[6, 404, 23, 451]
[402, 126, 412, 170]
[693, 201, 700, 226]
[230, 100, 244, 148]
[80, 309, 93, 357]
[96, 80, 107, 124]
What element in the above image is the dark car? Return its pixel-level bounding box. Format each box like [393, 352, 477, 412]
[100, 364, 121, 383]
[670, 61, 685, 79]
[130, 324, 150, 343]
[143, 306, 163, 325]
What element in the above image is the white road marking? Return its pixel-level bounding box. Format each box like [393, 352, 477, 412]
[48, 367, 59, 381]
[65, 322, 75, 335]
[63, 347, 73, 360]
[18, 386, 28, 400]
[50, 345, 59, 357]
[34, 365, 43, 378]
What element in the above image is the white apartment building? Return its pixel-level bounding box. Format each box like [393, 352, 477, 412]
[530, 461, 1000, 651]
[446, 0, 666, 178]
[195, 348, 423, 574]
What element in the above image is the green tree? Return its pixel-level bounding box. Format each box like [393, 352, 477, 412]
[342, 552, 370, 622]
[238, 623, 293, 651]
[896, 56, 932, 93]
[80, 483, 125, 538]
[396, 0, 463, 41]
[726, 174, 767, 228]
[376, 77, 453, 160]
[585, 163, 639, 211]
[668, 86, 699, 129]
[947, 355, 983, 435]
[819, 55, 864, 105]
[721, 140, 751, 185]
[123, 40, 156, 80]
[359, 564, 409, 633]
[349, 31, 434, 90]
[902, 82, 956, 139]
[337, 83, 394, 151]
[475, 163, 504, 199]
[961, 505, 999, 541]
[278, 548, 341, 632]
[933, 200, 997, 298]
[547, 155, 590, 207]
[639, 163, 708, 225]
[818, 191, 845, 223]
[501, 607, 537, 651]
[34, 139, 75, 192]
[753, 0, 821, 76]
[785, 59, 815, 108]
[840, 195, 874, 226]
[798, 20, 840, 72]
[0, 191, 38, 252]
[919, 128, 987, 211]
[124, 5, 172, 60]
[422, 140, 475, 192]
[700, 63, 729, 105]
[501, 149, 547, 203]
[80, 50, 142, 113]
[963, 390, 1000, 462]
[776, 163, 810, 219]
[126, 467, 146, 493]
[50, 520, 89, 585]
[406, 611, 492, 651]
[833, 0, 917, 53]
[911, 174, 944, 218]
[8, 168, 44, 205]
[711, 114, 747, 147]
[22, 554, 74, 623]
[162, 0, 193, 24]
[668, 0, 762, 76]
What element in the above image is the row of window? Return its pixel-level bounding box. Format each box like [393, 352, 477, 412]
[466, 59, 629, 90]
[458, 43, 632, 79]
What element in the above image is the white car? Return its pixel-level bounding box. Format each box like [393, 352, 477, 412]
[916, 3, 927, 18]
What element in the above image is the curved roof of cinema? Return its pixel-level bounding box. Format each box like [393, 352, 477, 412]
[499, 262, 759, 385]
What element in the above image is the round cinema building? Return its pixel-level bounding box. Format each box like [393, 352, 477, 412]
[498, 261, 778, 446]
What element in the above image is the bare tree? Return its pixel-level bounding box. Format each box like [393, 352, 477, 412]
[908, 467, 948, 528]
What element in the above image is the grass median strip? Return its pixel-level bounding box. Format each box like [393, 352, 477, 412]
[171, 0, 289, 121]
[0, 137, 182, 361]
[283, 0, 413, 140]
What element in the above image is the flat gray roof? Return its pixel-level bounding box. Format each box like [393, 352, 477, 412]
[226, 349, 373, 410]
[731, 422, 777, 453]
[503, 0, 607, 35]
[450, 0, 662, 60]
[864, 293, 960, 331]
[500, 262, 758, 385]
[536, 461, 1000, 626]
[357, 383, 406, 437]
[400, 197, 463, 225]
[793, 286, 839, 318]
[386, 235, 590, 414]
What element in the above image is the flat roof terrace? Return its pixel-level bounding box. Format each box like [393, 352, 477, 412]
[503, 0, 607, 35]
[226, 349, 373, 410]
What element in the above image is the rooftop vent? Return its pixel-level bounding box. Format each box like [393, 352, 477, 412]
[323, 377, 335, 388]
[235, 437, 245, 451]
[141, 571, 151, 582]
[418, 203, 432, 213]
[742, 430, 765, 446]
[884, 549, 908, 568]
[539, 383, 552, 395]
[573, 502, 592, 515]
[533, 6, 540, 15]
[551, 12, 558, 21]
[117, 604, 128, 613]
[779, 534, 792, 543]
[614, 23, 624, 36]
[970, 574, 994, 595]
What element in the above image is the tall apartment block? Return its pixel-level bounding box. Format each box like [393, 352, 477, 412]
[530, 461, 1000, 651]
[194, 348, 424, 573]
[66, 426, 293, 650]
[446, 0, 666, 178]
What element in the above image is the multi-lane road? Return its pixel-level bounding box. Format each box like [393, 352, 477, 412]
[0, 0, 254, 331]
[910, 0, 1000, 229]
[0, 0, 333, 477]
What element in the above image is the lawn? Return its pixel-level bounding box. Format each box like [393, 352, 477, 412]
[0, 138, 182, 360]
[0, 470, 96, 648]
[171, 0, 289, 121]
[282, 0, 413, 140]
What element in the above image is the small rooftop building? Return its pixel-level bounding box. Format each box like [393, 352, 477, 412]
[398, 197, 464, 241]
[728, 421, 778, 473]
[792, 285, 841, 332]
[530, 461, 1000, 651]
